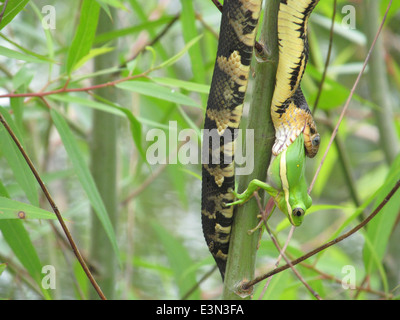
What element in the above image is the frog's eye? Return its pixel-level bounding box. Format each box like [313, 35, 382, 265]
[312, 134, 320, 147]
[292, 208, 304, 218]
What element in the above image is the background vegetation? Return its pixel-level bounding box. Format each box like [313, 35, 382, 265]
[0, 0, 399, 300]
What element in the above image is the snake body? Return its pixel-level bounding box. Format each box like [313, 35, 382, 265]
[202, 0, 319, 280]
[271, 0, 320, 158]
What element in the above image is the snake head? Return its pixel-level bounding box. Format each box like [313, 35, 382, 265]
[304, 121, 320, 158]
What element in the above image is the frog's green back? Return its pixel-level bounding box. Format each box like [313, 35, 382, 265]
[269, 134, 305, 188]
[268, 133, 312, 226]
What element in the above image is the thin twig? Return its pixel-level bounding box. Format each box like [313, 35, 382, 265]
[265, 224, 322, 300]
[258, 224, 293, 299]
[242, 179, 400, 291]
[181, 265, 218, 300]
[301, 262, 389, 299]
[0, 72, 149, 100]
[0, 113, 107, 300]
[211, 0, 223, 12]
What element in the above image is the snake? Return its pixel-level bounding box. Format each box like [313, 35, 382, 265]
[201, 0, 320, 280]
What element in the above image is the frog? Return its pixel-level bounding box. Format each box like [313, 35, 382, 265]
[226, 133, 312, 226]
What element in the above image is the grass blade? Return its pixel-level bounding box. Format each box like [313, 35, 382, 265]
[0, 46, 47, 64]
[0, 107, 39, 206]
[0, 183, 51, 299]
[66, 0, 101, 74]
[363, 153, 400, 274]
[179, 0, 205, 86]
[151, 221, 200, 299]
[49, 94, 145, 161]
[0, 196, 57, 220]
[0, 0, 30, 30]
[116, 81, 200, 108]
[50, 109, 120, 263]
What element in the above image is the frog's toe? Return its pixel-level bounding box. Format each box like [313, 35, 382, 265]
[224, 198, 244, 207]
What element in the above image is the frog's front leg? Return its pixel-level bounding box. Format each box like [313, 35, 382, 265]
[225, 179, 279, 207]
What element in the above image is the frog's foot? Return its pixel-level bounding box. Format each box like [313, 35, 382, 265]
[224, 189, 255, 207]
[247, 215, 264, 235]
[224, 179, 272, 208]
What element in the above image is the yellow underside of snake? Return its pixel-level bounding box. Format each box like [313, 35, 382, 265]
[271, 0, 321, 158]
[201, 0, 320, 280]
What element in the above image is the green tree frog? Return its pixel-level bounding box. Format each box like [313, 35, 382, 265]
[227, 133, 312, 226]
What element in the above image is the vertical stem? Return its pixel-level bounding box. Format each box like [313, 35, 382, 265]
[89, 9, 119, 299]
[363, 0, 399, 165]
[222, 0, 279, 299]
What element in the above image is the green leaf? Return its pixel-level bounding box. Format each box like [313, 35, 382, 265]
[12, 66, 34, 91]
[0, 107, 39, 206]
[0, 0, 30, 30]
[151, 221, 200, 299]
[154, 34, 203, 71]
[380, 0, 400, 21]
[94, 17, 173, 44]
[50, 109, 120, 263]
[96, 0, 128, 10]
[28, 2, 55, 64]
[166, 164, 187, 208]
[11, 71, 28, 129]
[0, 196, 56, 220]
[49, 94, 145, 161]
[116, 81, 201, 108]
[73, 47, 115, 71]
[92, 94, 146, 162]
[311, 13, 366, 46]
[179, 0, 205, 86]
[306, 65, 350, 110]
[0, 33, 57, 64]
[363, 153, 400, 275]
[0, 46, 47, 64]
[66, 0, 101, 74]
[0, 183, 51, 299]
[0, 219, 51, 299]
[0, 263, 6, 275]
[50, 94, 124, 116]
[151, 77, 210, 94]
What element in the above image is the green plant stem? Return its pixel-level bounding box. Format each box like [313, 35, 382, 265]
[363, 0, 399, 165]
[89, 9, 119, 300]
[222, 0, 279, 300]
